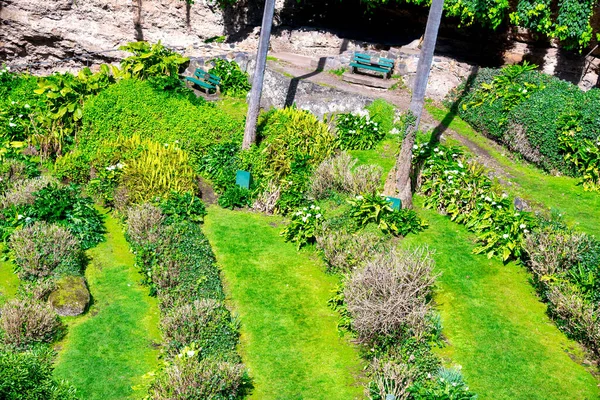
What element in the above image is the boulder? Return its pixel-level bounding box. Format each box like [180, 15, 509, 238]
[48, 276, 90, 317]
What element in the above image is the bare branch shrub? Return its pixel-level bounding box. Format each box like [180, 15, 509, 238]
[353, 164, 383, 195]
[524, 229, 586, 277]
[316, 226, 386, 274]
[252, 181, 280, 214]
[126, 203, 164, 247]
[0, 298, 61, 347]
[18, 279, 57, 301]
[546, 284, 600, 354]
[149, 355, 246, 400]
[0, 176, 56, 209]
[10, 222, 82, 280]
[344, 247, 437, 341]
[310, 152, 356, 199]
[368, 358, 419, 400]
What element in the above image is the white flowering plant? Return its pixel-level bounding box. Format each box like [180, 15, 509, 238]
[281, 204, 324, 250]
[336, 112, 384, 150]
[420, 143, 536, 261]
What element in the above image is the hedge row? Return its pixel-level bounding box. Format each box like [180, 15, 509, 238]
[126, 204, 248, 399]
[450, 65, 600, 189]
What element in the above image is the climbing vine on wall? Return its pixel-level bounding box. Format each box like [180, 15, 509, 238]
[554, 0, 595, 50]
[510, 0, 554, 36]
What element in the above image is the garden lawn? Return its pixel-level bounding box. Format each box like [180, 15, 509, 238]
[403, 199, 598, 400]
[203, 207, 364, 400]
[54, 213, 161, 399]
[0, 246, 19, 304]
[426, 104, 600, 237]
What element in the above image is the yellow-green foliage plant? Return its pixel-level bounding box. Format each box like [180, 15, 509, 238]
[121, 139, 196, 204]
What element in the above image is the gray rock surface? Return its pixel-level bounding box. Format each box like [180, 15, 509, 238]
[48, 275, 90, 317]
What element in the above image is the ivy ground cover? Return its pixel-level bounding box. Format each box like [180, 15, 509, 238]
[203, 207, 364, 399]
[53, 213, 161, 399]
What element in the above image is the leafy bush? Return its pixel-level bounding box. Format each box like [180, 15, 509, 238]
[81, 79, 243, 162]
[255, 107, 335, 185]
[149, 351, 247, 400]
[281, 204, 324, 249]
[161, 299, 240, 358]
[126, 203, 165, 248]
[344, 247, 437, 342]
[9, 222, 83, 280]
[54, 150, 90, 184]
[0, 176, 56, 210]
[411, 367, 477, 399]
[348, 193, 427, 237]
[208, 59, 251, 98]
[159, 192, 207, 224]
[452, 65, 600, 190]
[310, 153, 382, 199]
[419, 143, 535, 261]
[119, 41, 188, 80]
[0, 346, 78, 400]
[218, 186, 251, 210]
[0, 298, 62, 347]
[199, 142, 241, 192]
[366, 99, 396, 136]
[336, 111, 384, 150]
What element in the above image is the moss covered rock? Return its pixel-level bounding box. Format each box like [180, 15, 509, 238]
[48, 276, 90, 316]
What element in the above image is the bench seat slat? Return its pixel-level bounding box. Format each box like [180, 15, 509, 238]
[349, 62, 391, 74]
[185, 76, 216, 90]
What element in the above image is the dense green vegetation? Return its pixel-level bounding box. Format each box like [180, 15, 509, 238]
[450, 64, 600, 191]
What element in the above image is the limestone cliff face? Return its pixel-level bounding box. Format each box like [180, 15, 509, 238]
[0, 0, 231, 70]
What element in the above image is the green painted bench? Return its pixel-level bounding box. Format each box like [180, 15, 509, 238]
[350, 52, 394, 79]
[185, 68, 221, 93]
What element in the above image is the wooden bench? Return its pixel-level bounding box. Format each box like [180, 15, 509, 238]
[185, 68, 221, 93]
[350, 52, 394, 79]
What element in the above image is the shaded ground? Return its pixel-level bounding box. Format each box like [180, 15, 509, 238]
[54, 213, 161, 400]
[203, 207, 364, 400]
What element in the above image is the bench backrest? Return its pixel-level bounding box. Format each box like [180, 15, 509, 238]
[353, 53, 394, 70]
[194, 68, 221, 86]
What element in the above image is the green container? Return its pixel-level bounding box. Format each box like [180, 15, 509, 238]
[386, 196, 402, 210]
[236, 170, 252, 189]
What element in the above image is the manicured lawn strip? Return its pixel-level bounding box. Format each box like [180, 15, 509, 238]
[402, 198, 598, 400]
[203, 207, 364, 400]
[54, 213, 161, 400]
[426, 104, 600, 237]
[0, 246, 19, 304]
[349, 134, 398, 182]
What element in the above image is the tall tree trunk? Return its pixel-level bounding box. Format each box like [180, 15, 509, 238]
[242, 0, 276, 150]
[395, 0, 445, 208]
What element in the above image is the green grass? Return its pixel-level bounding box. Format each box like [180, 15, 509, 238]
[403, 198, 598, 400]
[349, 134, 399, 184]
[0, 246, 19, 304]
[203, 207, 364, 400]
[54, 213, 161, 399]
[215, 96, 248, 123]
[426, 104, 600, 237]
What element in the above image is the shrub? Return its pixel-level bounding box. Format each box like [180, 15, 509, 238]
[149, 351, 247, 400]
[0, 176, 56, 210]
[281, 204, 324, 249]
[0, 298, 62, 347]
[0, 346, 78, 400]
[310, 153, 382, 199]
[336, 111, 384, 150]
[208, 59, 251, 98]
[255, 107, 335, 185]
[218, 186, 251, 210]
[348, 194, 427, 237]
[119, 41, 189, 80]
[10, 222, 82, 280]
[120, 139, 197, 203]
[410, 367, 477, 400]
[126, 203, 165, 247]
[81, 79, 243, 161]
[452, 65, 600, 190]
[159, 192, 207, 224]
[366, 99, 396, 136]
[344, 247, 437, 342]
[54, 150, 90, 184]
[199, 141, 241, 192]
[367, 358, 419, 400]
[316, 226, 385, 274]
[161, 299, 239, 358]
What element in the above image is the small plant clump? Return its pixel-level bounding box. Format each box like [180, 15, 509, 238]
[336, 111, 384, 150]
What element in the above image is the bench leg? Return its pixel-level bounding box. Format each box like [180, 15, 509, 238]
[352, 66, 357, 74]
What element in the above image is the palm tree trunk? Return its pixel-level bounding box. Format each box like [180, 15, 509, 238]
[395, 0, 445, 208]
[242, 0, 276, 150]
